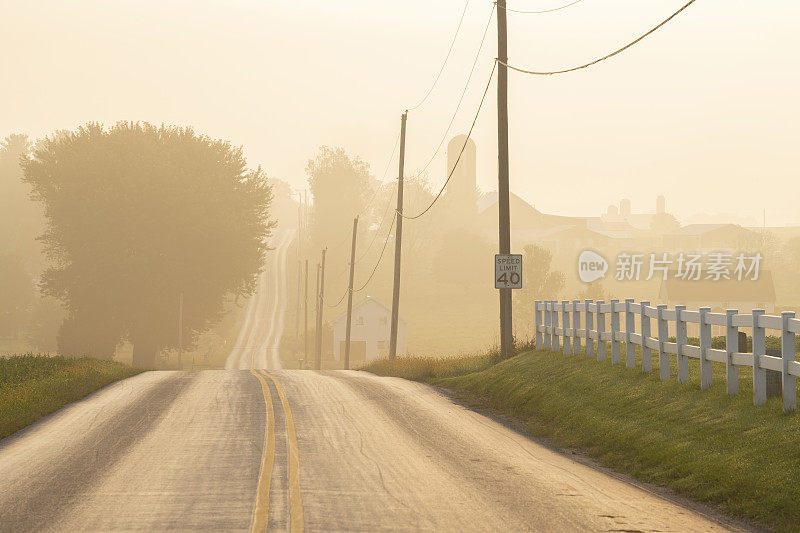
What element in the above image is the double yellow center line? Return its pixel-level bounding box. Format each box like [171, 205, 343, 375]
[249, 370, 305, 532]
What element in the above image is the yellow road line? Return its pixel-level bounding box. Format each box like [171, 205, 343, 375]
[250, 369, 275, 533]
[261, 370, 305, 532]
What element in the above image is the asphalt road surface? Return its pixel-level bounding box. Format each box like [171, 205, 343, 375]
[226, 229, 294, 370]
[0, 369, 743, 532]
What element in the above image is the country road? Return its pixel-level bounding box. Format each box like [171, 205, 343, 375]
[226, 230, 295, 371]
[0, 369, 743, 532]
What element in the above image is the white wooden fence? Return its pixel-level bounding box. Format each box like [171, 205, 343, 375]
[534, 299, 799, 413]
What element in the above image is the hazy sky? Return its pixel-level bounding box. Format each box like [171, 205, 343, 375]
[2, 0, 799, 225]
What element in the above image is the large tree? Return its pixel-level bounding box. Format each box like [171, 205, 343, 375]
[0, 254, 34, 337]
[23, 122, 274, 367]
[0, 134, 45, 274]
[513, 245, 566, 338]
[306, 146, 371, 250]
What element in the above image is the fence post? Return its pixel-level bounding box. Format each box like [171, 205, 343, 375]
[544, 302, 552, 351]
[657, 304, 669, 381]
[597, 300, 606, 362]
[585, 299, 594, 359]
[610, 299, 620, 364]
[625, 299, 636, 368]
[781, 311, 796, 413]
[534, 301, 543, 349]
[752, 309, 766, 406]
[675, 305, 688, 383]
[641, 300, 651, 373]
[552, 301, 560, 353]
[699, 307, 712, 390]
[725, 309, 739, 395]
[572, 300, 581, 355]
[562, 300, 571, 355]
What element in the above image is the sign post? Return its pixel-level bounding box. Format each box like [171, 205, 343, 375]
[495, 254, 522, 290]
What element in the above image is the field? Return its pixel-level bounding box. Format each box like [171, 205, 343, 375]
[0, 354, 141, 440]
[364, 348, 800, 532]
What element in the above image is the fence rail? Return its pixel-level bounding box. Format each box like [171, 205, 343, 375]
[534, 299, 799, 413]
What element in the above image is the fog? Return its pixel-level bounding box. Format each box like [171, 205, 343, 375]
[1, 0, 799, 362]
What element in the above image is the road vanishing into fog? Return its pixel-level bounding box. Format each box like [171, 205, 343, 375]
[0, 369, 744, 532]
[226, 230, 295, 371]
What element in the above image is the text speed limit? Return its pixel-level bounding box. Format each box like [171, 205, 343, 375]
[495, 254, 522, 289]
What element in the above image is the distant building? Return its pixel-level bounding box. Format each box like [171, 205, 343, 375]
[331, 296, 406, 363]
[662, 224, 761, 252]
[446, 135, 478, 214]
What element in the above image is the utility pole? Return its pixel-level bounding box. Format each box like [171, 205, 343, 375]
[344, 216, 359, 369]
[315, 249, 326, 370]
[304, 259, 309, 367]
[389, 111, 407, 359]
[497, 0, 514, 359]
[296, 260, 301, 342]
[314, 262, 320, 368]
[177, 292, 184, 370]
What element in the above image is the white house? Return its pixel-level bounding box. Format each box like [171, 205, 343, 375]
[332, 296, 407, 363]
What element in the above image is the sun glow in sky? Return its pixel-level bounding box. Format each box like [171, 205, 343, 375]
[2, 0, 799, 224]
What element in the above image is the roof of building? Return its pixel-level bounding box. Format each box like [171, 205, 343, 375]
[332, 296, 407, 324]
[659, 271, 776, 303]
[665, 223, 737, 236]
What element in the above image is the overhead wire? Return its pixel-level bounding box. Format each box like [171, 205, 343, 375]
[499, 0, 697, 75]
[325, 206, 397, 306]
[355, 213, 396, 292]
[411, 3, 496, 179]
[356, 183, 397, 264]
[397, 60, 497, 220]
[320, 131, 400, 280]
[499, 0, 585, 14]
[408, 0, 471, 111]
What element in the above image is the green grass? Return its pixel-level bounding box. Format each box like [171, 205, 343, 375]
[363, 347, 800, 532]
[0, 354, 142, 440]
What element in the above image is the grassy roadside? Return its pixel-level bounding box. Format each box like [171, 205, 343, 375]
[363, 349, 800, 532]
[0, 354, 142, 440]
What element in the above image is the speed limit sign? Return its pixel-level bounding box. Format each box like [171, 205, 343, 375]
[495, 254, 522, 289]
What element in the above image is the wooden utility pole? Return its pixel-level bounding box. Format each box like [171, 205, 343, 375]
[344, 217, 359, 370]
[177, 292, 184, 370]
[315, 248, 326, 370]
[497, 0, 514, 359]
[314, 262, 320, 367]
[295, 260, 301, 342]
[389, 111, 407, 359]
[304, 259, 309, 366]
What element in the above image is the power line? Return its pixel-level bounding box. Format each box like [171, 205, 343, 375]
[412, 3, 495, 178]
[318, 132, 400, 253]
[325, 285, 349, 308]
[499, 0, 585, 14]
[408, 0, 471, 111]
[355, 213, 396, 292]
[397, 60, 497, 220]
[356, 183, 397, 263]
[327, 205, 398, 304]
[499, 0, 697, 75]
[360, 131, 401, 215]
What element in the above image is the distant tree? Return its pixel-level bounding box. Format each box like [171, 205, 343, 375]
[0, 254, 34, 337]
[22, 122, 274, 367]
[26, 295, 66, 353]
[513, 245, 565, 334]
[784, 236, 800, 264]
[0, 134, 45, 273]
[432, 228, 493, 288]
[267, 177, 298, 230]
[306, 146, 371, 254]
[577, 281, 611, 302]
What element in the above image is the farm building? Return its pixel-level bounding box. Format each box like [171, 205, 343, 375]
[331, 296, 406, 364]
